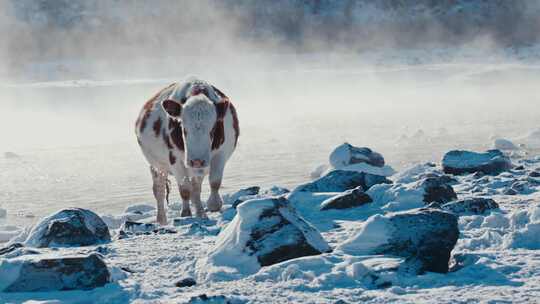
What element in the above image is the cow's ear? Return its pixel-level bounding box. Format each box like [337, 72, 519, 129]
[162, 99, 182, 117]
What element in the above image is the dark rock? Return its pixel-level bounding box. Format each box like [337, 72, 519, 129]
[442, 150, 512, 176]
[188, 294, 244, 304]
[176, 277, 197, 288]
[25, 208, 111, 248]
[226, 186, 261, 208]
[514, 165, 525, 171]
[209, 197, 331, 270]
[504, 188, 518, 195]
[422, 176, 457, 204]
[330, 143, 385, 168]
[3, 253, 110, 292]
[119, 221, 176, 238]
[320, 186, 373, 210]
[343, 208, 458, 274]
[449, 253, 480, 272]
[529, 170, 540, 178]
[296, 170, 391, 193]
[442, 198, 499, 215]
[0, 243, 24, 256]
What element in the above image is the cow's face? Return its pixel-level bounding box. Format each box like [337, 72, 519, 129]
[162, 95, 216, 175]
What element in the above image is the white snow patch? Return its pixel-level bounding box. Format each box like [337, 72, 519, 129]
[338, 214, 392, 255]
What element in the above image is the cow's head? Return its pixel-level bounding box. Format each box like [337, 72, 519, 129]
[162, 94, 217, 175]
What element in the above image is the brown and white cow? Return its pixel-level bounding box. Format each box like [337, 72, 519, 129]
[135, 77, 239, 224]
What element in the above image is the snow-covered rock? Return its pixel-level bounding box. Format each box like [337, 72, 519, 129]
[24, 208, 111, 248]
[442, 150, 512, 175]
[327, 143, 396, 177]
[441, 198, 499, 216]
[367, 175, 456, 212]
[223, 186, 260, 207]
[124, 204, 155, 214]
[330, 143, 385, 168]
[320, 186, 373, 211]
[441, 197, 499, 215]
[200, 197, 331, 279]
[0, 253, 110, 292]
[493, 138, 519, 151]
[295, 170, 391, 193]
[225, 186, 290, 209]
[339, 208, 459, 274]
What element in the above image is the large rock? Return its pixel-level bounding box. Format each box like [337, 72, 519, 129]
[225, 186, 290, 209]
[330, 143, 385, 168]
[367, 175, 456, 212]
[0, 253, 110, 292]
[296, 170, 391, 193]
[442, 150, 512, 176]
[203, 197, 331, 278]
[339, 208, 459, 274]
[25, 208, 111, 248]
[441, 198, 499, 215]
[422, 176, 458, 204]
[320, 186, 373, 211]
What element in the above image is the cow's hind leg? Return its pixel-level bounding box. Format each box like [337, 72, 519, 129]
[151, 167, 168, 225]
[190, 176, 207, 218]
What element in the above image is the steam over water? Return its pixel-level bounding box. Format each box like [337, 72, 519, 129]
[2, 60, 540, 227]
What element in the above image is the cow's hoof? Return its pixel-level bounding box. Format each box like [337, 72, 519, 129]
[180, 209, 192, 217]
[157, 216, 168, 226]
[207, 193, 223, 212]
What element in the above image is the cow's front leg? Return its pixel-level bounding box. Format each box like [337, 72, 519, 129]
[151, 167, 168, 225]
[190, 176, 206, 218]
[207, 156, 225, 212]
[179, 176, 192, 217]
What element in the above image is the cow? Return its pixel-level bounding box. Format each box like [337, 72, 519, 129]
[135, 77, 239, 224]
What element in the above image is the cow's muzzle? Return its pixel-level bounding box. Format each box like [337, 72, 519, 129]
[189, 159, 206, 168]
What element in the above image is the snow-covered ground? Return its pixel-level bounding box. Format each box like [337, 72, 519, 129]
[1, 143, 540, 303]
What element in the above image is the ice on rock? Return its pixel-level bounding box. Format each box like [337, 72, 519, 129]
[339, 208, 459, 274]
[199, 197, 331, 280]
[442, 149, 512, 176]
[24, 208, 111, 248]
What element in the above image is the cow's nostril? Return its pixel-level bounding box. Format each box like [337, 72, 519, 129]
[190, 159, 205, 168]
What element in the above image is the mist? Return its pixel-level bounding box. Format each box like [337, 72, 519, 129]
[1, 0, 540, 226]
